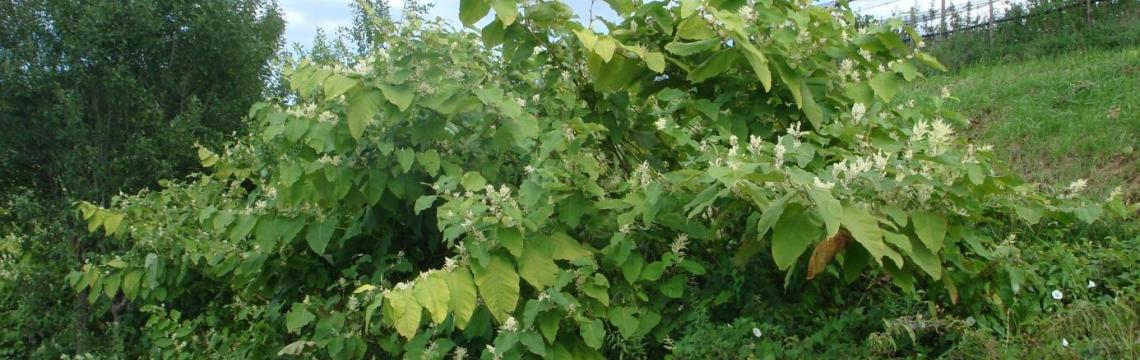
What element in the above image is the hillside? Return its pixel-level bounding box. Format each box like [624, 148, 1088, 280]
[912, 48, 1139, 200]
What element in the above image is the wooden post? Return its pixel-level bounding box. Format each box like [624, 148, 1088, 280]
[940, 0, 947, 38]
[988, 0, 994, 44]
[1086, 0, 1093, 25]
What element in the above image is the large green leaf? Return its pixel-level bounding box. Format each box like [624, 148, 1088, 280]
[459, 0, 491, 26]
[304, 217, 335, 254]
[323, 74, 357, 100]
[909, 237, 943, 279]
[490, 0, 518, 26]
[771, 204, 821, 271]
[644, 51, 666, 73]
[911, 211, 947, 252]
[416, 149, 441, 176]
[807, 188, 842, 238]
[286, 303, 316, 334]
[378, 83, 414, 111]
[413, 272, 451, 324]
[665, 38, 719, 56]
[447, 268, 478, 329]
[687, 49, 739, 83]
[841, 206, 903, 268]
[548, 232, 593, 261]
[580, 318, 605, 349]
[347, 89, 383, 139]
[518, 245, 559, 289]
[472, 254, 520, 322]
[383, 288, 422, 339]
[869, 72, 898, 102]
[497, 226, 524, 257]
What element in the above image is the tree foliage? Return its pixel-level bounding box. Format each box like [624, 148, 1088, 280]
[0, 0, 283, 356]
[73, 0, 1132, 358]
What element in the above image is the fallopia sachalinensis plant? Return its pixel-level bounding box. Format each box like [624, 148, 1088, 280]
[71, 0, 1132, 358]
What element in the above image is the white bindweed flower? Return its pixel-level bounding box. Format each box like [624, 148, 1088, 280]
[752, 327, 762, 338]
[1052, 289, 1064, 300]
[1062, 338, 1070, 347]
[1088, 280, 1096, 289]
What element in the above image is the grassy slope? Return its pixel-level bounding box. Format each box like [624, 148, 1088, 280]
[911, 48, 1140, 200]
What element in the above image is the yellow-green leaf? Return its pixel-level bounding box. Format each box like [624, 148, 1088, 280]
[347, 89, 383, 139]
[518, 245, 558, 289]
[383, 288, 422, 339]
[323, 73, 357, 100]
[472, 254, 520, 323]
[869, 72, 898, 102]
[286, 303, 316, 334]
[378, 83, 414, 111]
[447, 268, 478, 329]
[460, 171, 486, 191]
[490, 0, 518, 26]
[103, 212, 124, 236]
[548, 232, 592, 261]
[644, 51, 666, 73]
[594, 37, 617, 63]
[497, 226, 524, 257]
[413, 272, 451, 324]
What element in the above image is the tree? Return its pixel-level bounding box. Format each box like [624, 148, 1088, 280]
[0, 0, 283, 356]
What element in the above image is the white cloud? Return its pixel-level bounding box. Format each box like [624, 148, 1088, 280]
[283, 9, 307, 26]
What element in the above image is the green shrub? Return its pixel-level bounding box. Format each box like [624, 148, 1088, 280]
[68, 0, 1134, 358]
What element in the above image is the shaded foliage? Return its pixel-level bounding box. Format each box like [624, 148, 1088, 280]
[0, 0, 283, 357]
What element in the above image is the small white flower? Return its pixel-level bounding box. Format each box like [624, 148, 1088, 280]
[1087, 280, 1096, 289]
[499, 316, 518, 332]
[752, 327, 762, 338]
[812, 177, 835, 190]
[1067, 179, 1088, 195]
[655, 118, 668, 130]
[1062, 338, 1070, 347]
[851, 103, 866, 122]
[1052, 289, 1064, 300]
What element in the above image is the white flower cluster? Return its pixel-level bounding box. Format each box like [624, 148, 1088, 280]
[851, 103, 866, 122]
[1059, 179, 1088, 199]
[318, 111, 338, 124]
[287, 102, 318, 118]
[831, 151, 890, 185]
[317, 154, 343, 166]
[912, 118, 955, 156]
[630, 161, 656, 189]
[483, 184, 516, 221]
[499, 316, 518, 332]
[671, 234, 690, 259]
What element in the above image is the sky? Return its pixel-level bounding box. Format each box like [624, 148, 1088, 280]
[279, 0, 617, 48]
[278, 0, 1021, 47]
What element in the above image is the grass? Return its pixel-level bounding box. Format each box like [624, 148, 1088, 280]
[910, 47, 1140, 200]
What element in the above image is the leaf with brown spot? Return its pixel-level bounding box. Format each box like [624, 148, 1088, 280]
[807, 229, 850, 280]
